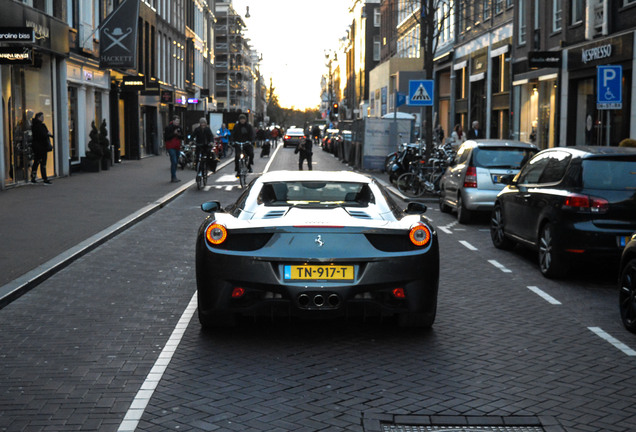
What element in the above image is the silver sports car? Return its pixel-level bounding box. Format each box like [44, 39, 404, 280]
[195, 170, 439, 328]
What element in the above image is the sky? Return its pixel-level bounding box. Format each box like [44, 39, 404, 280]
[231, 0, 352, 111]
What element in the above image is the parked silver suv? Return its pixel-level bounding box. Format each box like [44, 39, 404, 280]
[439, 139, 537, 223]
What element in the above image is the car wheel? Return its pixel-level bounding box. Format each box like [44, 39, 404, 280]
[538, 223, 568, 278]
[490, 204, 514, 250]
[619, 258, 636, 333]
[457, 194, 472, 224]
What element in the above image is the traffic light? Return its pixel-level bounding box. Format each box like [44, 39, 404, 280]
[332, 103, 339, 116]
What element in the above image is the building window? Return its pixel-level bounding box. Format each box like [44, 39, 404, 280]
[518, 0, 526, 45]
[484, 0, 491, 20]
[507, 0, 513, 7]
[624, 0, 636, 6]
[553, 0, 562, 31]
[495, 0, 504, 14]
[374, 8, 381, 27]
[373, 36, 381, 61]
[571, 0, 584, 25]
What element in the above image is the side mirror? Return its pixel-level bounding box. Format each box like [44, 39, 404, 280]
[405, 202, 427, 214]
[201, 201, 222, 213]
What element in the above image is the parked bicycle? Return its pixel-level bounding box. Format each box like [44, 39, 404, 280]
[396, 143, 455, 197]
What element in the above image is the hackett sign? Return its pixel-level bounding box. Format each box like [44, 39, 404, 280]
[99, 0, 140, 69]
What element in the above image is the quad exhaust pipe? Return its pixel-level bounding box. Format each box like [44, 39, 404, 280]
[297, 293, 341, 309]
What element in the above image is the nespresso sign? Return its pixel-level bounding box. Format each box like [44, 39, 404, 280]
[0, 27, 34, 43]
[569, 34, 633, 69]
[0, 47, 33, 64]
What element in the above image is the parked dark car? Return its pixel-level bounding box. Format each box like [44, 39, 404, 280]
[491, 146, 636, 278]
[439, 140, 538, 223]
[619, 233, 636, 333]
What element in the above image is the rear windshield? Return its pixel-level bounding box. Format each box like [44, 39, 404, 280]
[258, 181, 375, 207]
[582, 159, 636, 190]
[473, 147, 536, 169]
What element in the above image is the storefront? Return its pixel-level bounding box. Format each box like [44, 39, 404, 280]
[0, 5, 69, 189]
[564, 32, 633, 147]
[512, 51, 561, 149]
[67, 56, 110, 169]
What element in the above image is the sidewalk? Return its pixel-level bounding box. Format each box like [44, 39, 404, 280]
[0, 155, 199, 307]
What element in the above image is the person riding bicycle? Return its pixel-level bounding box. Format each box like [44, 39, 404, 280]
[192, 117, 216, 175]
[231, 114, 254, 175]
[311, 124, 321, 145]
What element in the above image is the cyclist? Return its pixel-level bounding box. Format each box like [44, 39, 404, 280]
[231, 114, 254, 176]
[192, 117, 216, 177]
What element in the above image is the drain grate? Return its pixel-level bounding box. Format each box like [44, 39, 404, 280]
[381, 427, 545, 432]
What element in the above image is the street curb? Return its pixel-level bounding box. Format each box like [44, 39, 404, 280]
[0, 179, 194, 310]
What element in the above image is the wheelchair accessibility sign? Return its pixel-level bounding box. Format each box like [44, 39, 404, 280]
[597, 65, 622, 109]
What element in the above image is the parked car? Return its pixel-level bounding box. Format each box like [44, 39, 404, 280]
[283, 127, 306, 148]
[439, 140, 538, 223]
[195, 170, 439, 329]
[619, 233, 636, 333]
[490, 146, 636, 278]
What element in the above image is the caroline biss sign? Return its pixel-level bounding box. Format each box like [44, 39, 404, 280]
[0, 27, 35, 43]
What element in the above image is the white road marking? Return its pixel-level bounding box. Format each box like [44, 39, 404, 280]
[217, 174, 237, 183]
[488, 259, 512, 273]
[439, 221, 457, 234]
[527, 286, 562, 305]
[588, 327, 636, 357]
[438, 226, 453, 234]
[117, 293, 198, 432]
[459, 240, 478, 251]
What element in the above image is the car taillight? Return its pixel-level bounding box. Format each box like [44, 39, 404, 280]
[562, 194, 609, 214]
[464, 166, 477, 188]
[409, 223, 432, 247]
[284, 135, 290, 140]
[205, 222, 227, 245]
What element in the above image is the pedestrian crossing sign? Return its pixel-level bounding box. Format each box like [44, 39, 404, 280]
[408, 80, 434, 106]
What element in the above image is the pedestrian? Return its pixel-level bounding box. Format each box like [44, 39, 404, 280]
[295, 136, 313, 170]
[217, 123, 231, 157]
[231, 114, 255, 175]
[30, 112, 53, 184]
[164, 115, 183, 183]
[467, 120, 481, 139]
[451, 124, 466, 149]
[192, 117, 216, 176]
[270, 126, 279, 147]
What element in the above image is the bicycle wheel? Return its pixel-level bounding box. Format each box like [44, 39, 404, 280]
[396, 173, 424, 197]
[203, 166, 208, 187]
[225, 144, 234, 158]
[196, 173, 202, 190]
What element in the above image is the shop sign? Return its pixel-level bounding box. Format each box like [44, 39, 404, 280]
[569, 34, 633, 69]
[99, 0, 140, 69]
[0, 27, 34, 43]
[0, 46, 33, 64]
[121, 76, 145, 91]
[160, 91, 174, 104]
[529, 51, 561, 69]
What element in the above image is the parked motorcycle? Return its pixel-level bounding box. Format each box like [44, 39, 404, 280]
[386, 142, 422, 183]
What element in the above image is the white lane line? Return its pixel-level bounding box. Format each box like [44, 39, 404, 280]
[438, 226, 453, 234]
[588, 327, 636, 357]
[459, 240, 478, 251]
[439, 221, 457, 234]
[488, 259, 512, 273]
[118, 292, 198, 432]
[527, 286, 562, 305]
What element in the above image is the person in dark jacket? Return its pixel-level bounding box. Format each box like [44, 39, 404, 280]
[31, 112, 53, 184]
[231, 114, 254, 175]
[192, 117, 216, 175]
[295, 137, 313, 170]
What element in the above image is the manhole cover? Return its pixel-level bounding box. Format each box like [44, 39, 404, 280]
[382, 427, 545, 432]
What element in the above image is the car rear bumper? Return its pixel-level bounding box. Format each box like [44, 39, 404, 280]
[196, 239, 439, 320]
[462, 188, 500, 211]
[557, 220, 633, 258]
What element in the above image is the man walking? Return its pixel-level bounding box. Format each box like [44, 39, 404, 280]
[164, 116, 183, 183]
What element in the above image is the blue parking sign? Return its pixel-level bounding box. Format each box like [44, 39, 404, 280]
[408, 80, 434, 107]
[597, 65, 622, 109]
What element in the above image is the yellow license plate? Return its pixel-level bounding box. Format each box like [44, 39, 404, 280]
[284, 265, 354, 281]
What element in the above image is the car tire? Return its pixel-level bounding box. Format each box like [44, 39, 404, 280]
[457, 194, 472, 224]
[619, 258, 636, 334]
[490, 204, 514, 250]
[439, 188, 452, 213]
[538, 222, 568, 278]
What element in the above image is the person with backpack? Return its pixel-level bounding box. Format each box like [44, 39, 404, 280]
[294, 136, 313, 170]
